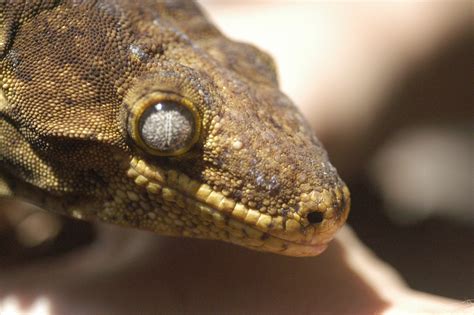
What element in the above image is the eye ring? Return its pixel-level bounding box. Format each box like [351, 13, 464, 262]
[128, 92, 201, 156]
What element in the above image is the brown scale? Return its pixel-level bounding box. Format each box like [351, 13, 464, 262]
[0, 1, 350, 256]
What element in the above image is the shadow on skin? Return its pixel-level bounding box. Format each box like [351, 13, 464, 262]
[0, 224, 388, 314]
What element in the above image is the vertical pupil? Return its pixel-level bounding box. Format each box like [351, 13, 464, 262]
[164, 111, 173, 148]
[139, 101, 195, 153]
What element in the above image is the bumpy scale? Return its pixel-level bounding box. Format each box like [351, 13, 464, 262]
[0, 0, 350, 256]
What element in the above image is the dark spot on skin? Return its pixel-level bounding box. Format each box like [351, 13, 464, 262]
[307, 211, 324, 224]
[154, 44, 165, 56]
[84, 67, 101, 81]
[64, 98, 75, 106]
[281, 209, 289, 217]
[268, 188, 279, 197]
[294, 204, 300, 212]
[260, 233, 270, 241]
[269, 116, 282, 130]
[251, 200, 261, 209]
[267, 175, 280, 196]
[233, 190, 242, 200]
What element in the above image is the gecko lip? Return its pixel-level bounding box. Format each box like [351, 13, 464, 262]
[221, 213, 331, 256]
[199, 187, 350, 256]
[186, 198, 335, 256]
[223, 187, 350, 256]
[128, 159, 349, 256]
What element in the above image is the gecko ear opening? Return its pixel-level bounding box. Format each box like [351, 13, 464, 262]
[128, 92, 201, 156]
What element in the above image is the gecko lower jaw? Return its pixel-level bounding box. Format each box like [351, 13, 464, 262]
[221, 211, 334, 257]
[236, 233, 329, 257]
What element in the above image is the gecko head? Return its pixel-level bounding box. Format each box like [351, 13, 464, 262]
[119, 53, 350, 256]
[0, 2, 349, 256]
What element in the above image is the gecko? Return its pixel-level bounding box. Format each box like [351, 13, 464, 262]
[0, 0, 350, 256]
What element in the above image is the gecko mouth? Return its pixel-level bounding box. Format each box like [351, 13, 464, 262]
[214, 191, 349, 256]
[222, 216, 330, 256]
[127, 158, 350, 256]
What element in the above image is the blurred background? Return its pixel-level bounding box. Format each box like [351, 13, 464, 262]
[0, 0, 472, 308]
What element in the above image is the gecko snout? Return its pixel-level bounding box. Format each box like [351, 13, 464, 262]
[298, 185, 350, 229]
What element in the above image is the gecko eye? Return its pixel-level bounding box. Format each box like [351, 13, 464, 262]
[139, 101, 196, 154]
[129, 93, 201, 156]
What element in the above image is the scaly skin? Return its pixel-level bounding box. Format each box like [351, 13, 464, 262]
[0, 0, 350, 256]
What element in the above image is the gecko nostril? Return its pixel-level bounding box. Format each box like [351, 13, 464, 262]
[306, 211, 324, 224]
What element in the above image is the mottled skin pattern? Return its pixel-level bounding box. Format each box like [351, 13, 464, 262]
[0, 0, 350, 256]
